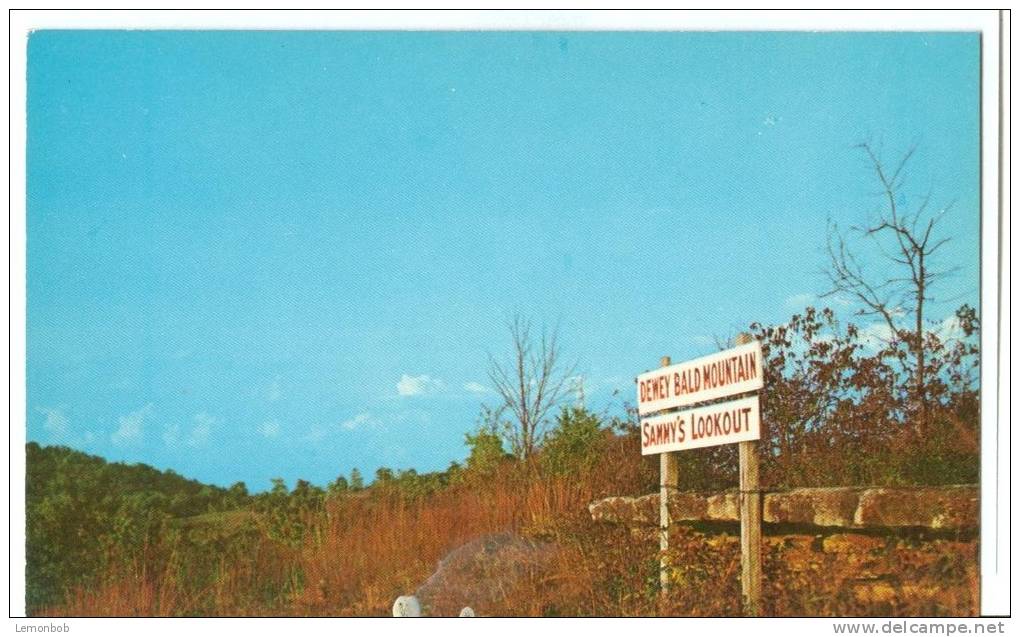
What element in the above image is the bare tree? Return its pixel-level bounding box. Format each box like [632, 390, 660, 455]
[486, 316, 577, 461]
[823, 142, 956, 431]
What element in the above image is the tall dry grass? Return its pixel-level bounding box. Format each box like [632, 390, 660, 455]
[297, 462, 621, 615]
[41, 440, 647, 617]
[38, 431, 976, 617]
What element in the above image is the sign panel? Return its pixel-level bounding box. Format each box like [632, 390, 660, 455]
[640, 395, 760, 455]
[636, 340, 763, 415]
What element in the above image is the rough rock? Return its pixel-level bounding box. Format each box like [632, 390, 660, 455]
[668, 491, 710, 521]
[765, 488, 861, 527]
[705, 492, 740, 521]
[393, 595, 422, 617]
[854, 486, 978, 529]
[588, 494, 658, 526]
[589, 485, 978, 531]
[414, 533, 560, 617]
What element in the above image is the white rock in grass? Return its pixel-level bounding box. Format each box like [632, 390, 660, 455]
[459, 607, 475, 617]
[393, 595, 422, 617]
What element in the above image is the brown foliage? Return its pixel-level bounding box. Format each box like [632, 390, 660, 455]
[750, 305, 978, 488]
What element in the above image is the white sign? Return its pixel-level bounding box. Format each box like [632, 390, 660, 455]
[636, 340, 763, 416]
[640, 395, 760, 455]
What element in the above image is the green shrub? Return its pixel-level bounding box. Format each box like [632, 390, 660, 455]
[541, 406, 607, 475]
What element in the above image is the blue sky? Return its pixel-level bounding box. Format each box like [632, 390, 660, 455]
[27, 31, 980, 490]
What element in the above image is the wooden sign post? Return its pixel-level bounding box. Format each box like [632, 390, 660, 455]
[658, 356, 678, 594]
[637, 335, 764, 616]
[735, 333, 762, 617]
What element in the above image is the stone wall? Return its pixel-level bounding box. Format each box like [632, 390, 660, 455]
[589, 486, 979, 616]
[589, 485, 978, 531]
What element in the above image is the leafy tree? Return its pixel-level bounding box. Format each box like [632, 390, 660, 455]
[269, 477, 288, 497]
[464, 415, 508, 475]
[228, 481, 249, 506]
[328, 474, 349, 496]
[541, 405, 607, 475]
[445, 460, 464, 485]
[749, 304, 978, 487]
[374, 467, 394, 486]
[24, 443, 236, 612]
[349, 468, 364, 491]
[291, 479, 324, 507]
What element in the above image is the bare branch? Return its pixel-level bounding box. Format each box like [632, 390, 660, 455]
[485, 315, 578, 461]
[823, 142, 961, 435]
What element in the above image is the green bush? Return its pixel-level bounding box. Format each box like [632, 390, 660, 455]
[464, 411, 509, 476]
[541, 406, 607, 475]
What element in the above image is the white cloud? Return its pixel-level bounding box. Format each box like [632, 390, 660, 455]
[161, 413, 215, 448]
[852, 311, 971, 354]
[463, 381, 491, 394]
[934, 315, 964, 343]
[341, 412, 379, 430]
[858, 322, 896, 351]
[38, 407, 99, 446]
[259, 420, 281, 438]
[38, 407, 71, 440]
[187, 413, 216, 447]
[112, 403, 153, 447]
[162, 423, 181, 447]
[396, 374, 444, 397]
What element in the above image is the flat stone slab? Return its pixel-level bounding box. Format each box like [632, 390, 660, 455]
[853, 486, 979, 529]
[589, 485, 978, 531]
